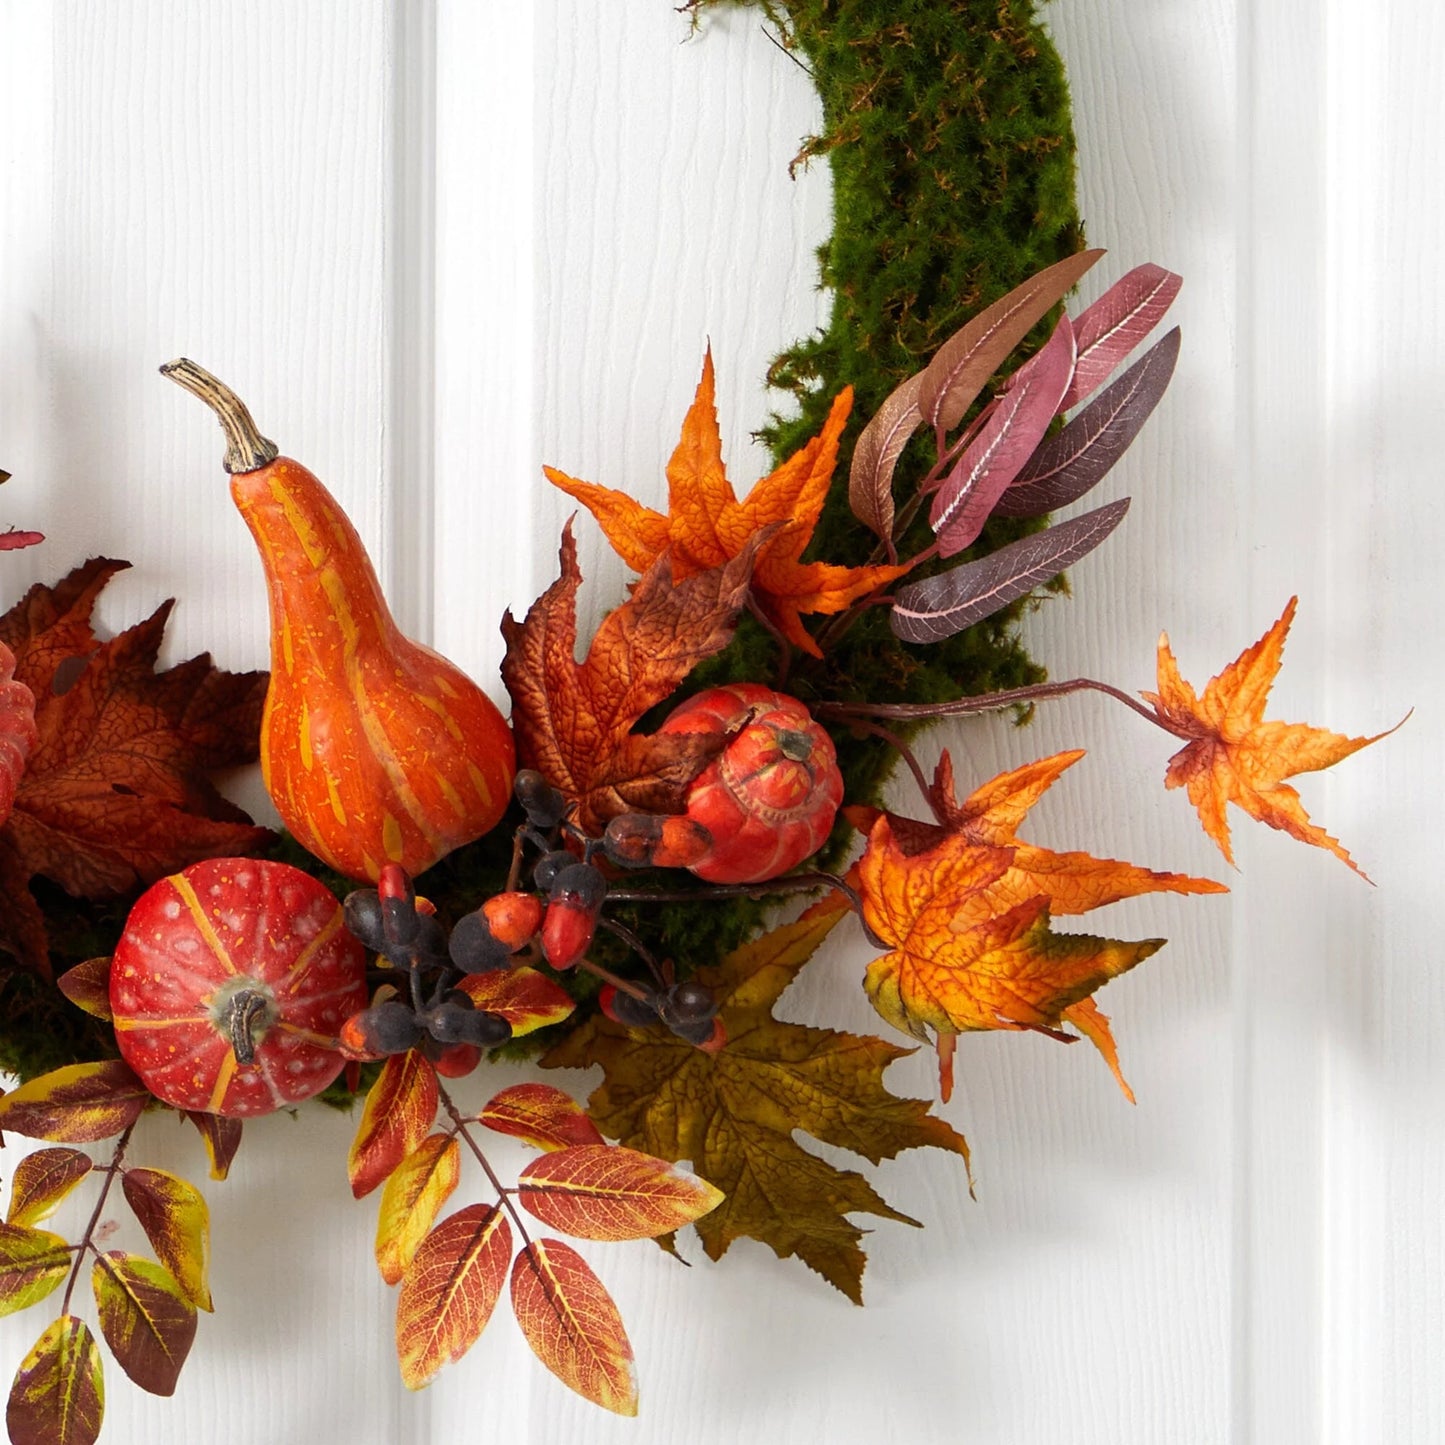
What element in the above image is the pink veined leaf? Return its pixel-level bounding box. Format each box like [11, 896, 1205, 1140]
[0, 530, 44, 552]
[891, 498, 1130, 644]
[848, 372, 923, 546]
[917, 249, 1103, 434]
[994, 329, 1181, 519]
[928, 315, 1076, 558]
[1061, 263, 1182, 410]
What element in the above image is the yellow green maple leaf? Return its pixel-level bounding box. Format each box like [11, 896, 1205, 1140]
[540, 900, 969, 1302]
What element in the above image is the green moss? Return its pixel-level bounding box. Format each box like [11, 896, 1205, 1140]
[681, 0, 1082, 864]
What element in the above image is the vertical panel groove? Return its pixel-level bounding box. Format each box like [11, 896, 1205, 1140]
[1233, 2, 1332, 1441]
[387, 0, 438, 641]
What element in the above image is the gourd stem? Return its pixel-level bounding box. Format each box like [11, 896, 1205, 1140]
[160, 358, 280, 474]
[224, 989, 272, 1065]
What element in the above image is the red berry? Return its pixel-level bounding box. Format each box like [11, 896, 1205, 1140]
[602, 813, 713, 870]
[433, 1042, 482, 1078]
[481, 891, 544, 951]
[540, 864, 605, 969]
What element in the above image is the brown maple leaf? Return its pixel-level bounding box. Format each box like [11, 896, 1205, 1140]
[0, 559, 272, 975]
[544, 351, 908, 657]
[500, 522, 760, 835]
[857, 816, 1164, 1099]
[1142, 597, 1395, 876]
[541, 900, 971, 1303]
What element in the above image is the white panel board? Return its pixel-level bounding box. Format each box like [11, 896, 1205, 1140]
[0, 1, 1439, 1443]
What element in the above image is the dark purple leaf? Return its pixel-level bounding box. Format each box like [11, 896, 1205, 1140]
[848, 372, 923, 544]
[994, 329, 1180, 519]
[890, 499, 1131, 644]
[918, 250, 1103, 433]
[1062, 264, 1181, 409]
[929, 315, 1075, 557]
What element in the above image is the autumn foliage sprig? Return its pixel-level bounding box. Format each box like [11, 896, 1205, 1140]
[0, 251, 1400, 1445]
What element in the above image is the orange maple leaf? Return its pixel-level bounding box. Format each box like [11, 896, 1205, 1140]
[544, 352, 908, 657]
[850, 747, 1227, 918]
[856, 817, 1165, 1099]
[1142, 597, 1394, 877]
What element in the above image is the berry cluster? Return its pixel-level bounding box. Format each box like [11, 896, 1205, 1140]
[335, 770, 730, 1070]
[338, 863, 514, 1072]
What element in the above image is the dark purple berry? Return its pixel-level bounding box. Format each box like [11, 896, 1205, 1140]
[358, 999, 424, 1054]
[514, 769, 568, 829]
[532, 848, 578, 893]
[600, 984, 660, 1029]
[448, 911, 511, 973]
[657, 981, 717, 1028]
[548, 862, 606, 910]
[343, 889, 386, 950]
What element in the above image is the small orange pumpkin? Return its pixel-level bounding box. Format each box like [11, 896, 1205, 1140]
[660, 683, 842, 883]
[163, 360, 515, 882]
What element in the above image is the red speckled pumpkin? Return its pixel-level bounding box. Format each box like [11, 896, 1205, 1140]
[162, 360, 515, 882]
[660, 684, 843, 883]
[110, 858, 368, 1117]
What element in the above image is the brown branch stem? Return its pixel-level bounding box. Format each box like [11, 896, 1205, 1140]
[61, 1122, 135, 1314]
[438, 1084, 535, 1252]
[817, 677, 1189, 737]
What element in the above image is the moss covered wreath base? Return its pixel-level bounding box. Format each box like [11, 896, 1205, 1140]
[0, 3, 1397, 1438]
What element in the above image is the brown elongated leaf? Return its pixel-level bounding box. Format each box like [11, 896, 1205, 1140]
[375, 1134, 461, 1287]
[543, 901, 971, 1301]
[1062, 263, 1183, 409]
[0, 1062, 149, 1144]
[918, 249, 1103, 432]
[0, 1222, 72, 1316]
[396, 1203, 511, 1390]
[517, 1144, 723, 1242]
[478, 1083, 605, 1152]
[0, 559, 271, 974]
[0, 639, 37, 830]
[929, 314, 1075, 557]
[90, 1251, 196, 1397]
[184, 1113, 242, 1182]
[510, 1239, 637, 1416]
[501, 524, 757, 834]
[7, 1148, 93, 1228]
[5, 1315, 104, 1445]
[454, 967, 575, 1037]
[848, 371, 923, 543]
[891, 498, 1130, 645]
[349, 1051, 439, 1198]
[55, 957, 112, 1021]
[120, 1168, 212, 1312]
[994, 329, 1181, 519]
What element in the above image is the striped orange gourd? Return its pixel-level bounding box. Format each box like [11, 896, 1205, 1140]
[163, 360, 515, 882]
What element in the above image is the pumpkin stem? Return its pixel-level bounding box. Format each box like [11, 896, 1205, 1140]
[160, 358, 280, 474]
[776, 728, 813, 762]
[223, 988, 274, 1066]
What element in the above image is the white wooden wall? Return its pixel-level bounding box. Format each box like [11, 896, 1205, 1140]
[0, 3, 1439, 1442]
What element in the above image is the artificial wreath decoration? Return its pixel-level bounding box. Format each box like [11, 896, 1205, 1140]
[0, 4, 1399, 1441]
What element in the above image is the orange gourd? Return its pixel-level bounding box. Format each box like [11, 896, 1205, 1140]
[163, 359, 515, 882]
